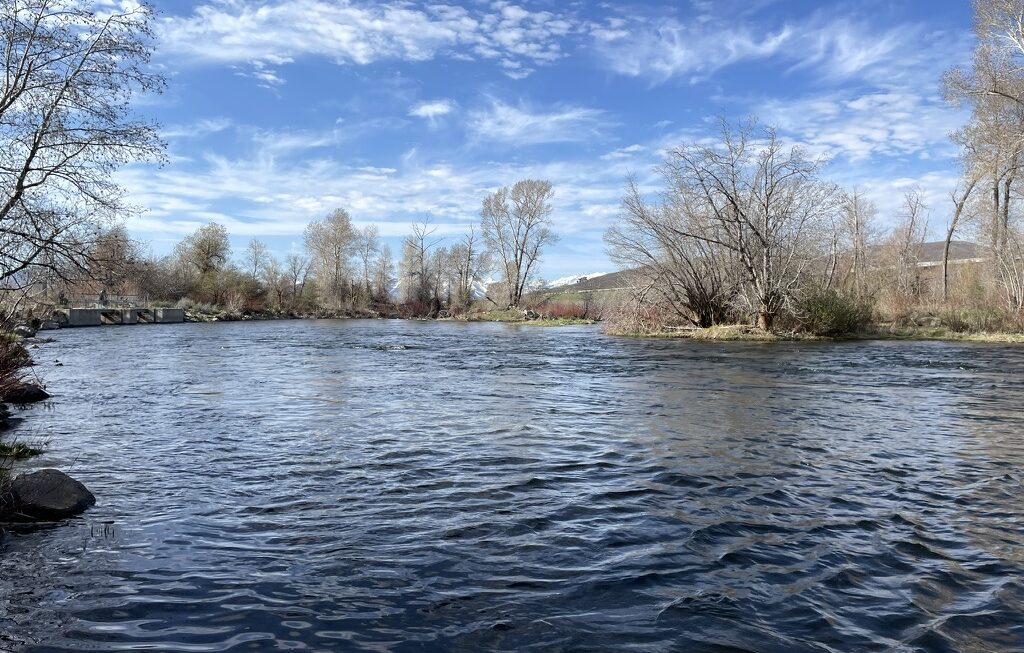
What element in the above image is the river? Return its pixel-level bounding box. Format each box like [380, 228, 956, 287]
[1, 320, 1022, 652]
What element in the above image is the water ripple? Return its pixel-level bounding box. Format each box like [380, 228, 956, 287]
[1, 321, 1023, 652]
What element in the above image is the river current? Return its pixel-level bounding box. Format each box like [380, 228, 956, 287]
[0, 319, 1022, 652]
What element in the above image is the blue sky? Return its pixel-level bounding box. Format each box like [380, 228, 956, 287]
[120, 0, 975, 280]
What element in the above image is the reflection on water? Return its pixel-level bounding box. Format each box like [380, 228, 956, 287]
[1, 320, 1023, 652]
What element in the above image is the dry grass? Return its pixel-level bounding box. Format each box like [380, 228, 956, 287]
[607, 323, 805, 341]
[0, 337, 36, 488]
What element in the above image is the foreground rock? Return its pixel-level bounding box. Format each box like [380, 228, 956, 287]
[3, 382, 50, 404]
[9, 469, 95, 519]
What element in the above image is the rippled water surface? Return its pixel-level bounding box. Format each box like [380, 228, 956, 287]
[1, 320, 1024, 652]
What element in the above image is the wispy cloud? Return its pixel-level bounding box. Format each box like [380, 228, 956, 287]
[468, 98, 610, 145]
[760, 90, 965, 163]
[590, 7, 943, 86]
[158, 0, 580, 84]
[161, 117, 233, 140]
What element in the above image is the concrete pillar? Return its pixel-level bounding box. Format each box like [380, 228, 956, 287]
[154, 308, 184, 323]
[64, 309, 103, 327]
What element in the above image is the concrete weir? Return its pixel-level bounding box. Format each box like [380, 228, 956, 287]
[57, 307, 184, 328]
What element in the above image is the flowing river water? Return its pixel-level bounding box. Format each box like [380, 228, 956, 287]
[1, 319, 1023, 652]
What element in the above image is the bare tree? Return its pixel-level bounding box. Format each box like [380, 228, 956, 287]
[304, 208, 355, 305]
[839, 188, 881, 299]
[244, 239, 269, 280]
[285, 253, 310, 299]
[480, 179, 558, 308]
[942, 175, 981, 301]
[605, 177, 737, 328]
[355, 225, 379, 297]
[889, 189, 929, 299]
[85, 225, 142, 296]
[399, 219, 440, 304]
[0, 0, 164, 285]
[373, 244, 394, 302]
[261, 254, 286, 309]
[945, 1, 1024, 247]
[995, 227, 1024, 310]
[176, 223, 230, 277]
[450, 225, 490, 309]
[658, 120, 840, 330]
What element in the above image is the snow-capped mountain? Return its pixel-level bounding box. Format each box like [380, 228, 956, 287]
[542, 272, 610, 289]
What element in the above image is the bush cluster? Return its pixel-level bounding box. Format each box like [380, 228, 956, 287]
[795, 288, 874, 336]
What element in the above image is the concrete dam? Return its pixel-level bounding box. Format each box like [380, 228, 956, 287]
[56, 307, 185, 327]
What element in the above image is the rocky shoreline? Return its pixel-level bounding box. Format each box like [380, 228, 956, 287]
[0, 344, 95, 524]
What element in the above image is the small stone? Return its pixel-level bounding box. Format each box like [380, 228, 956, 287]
[11, 469, 96, 519]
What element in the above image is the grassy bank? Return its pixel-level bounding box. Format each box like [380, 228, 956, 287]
[173, 303, 597, 326]
[608, 323, 1024, 343]
[462, 309, 596, 326]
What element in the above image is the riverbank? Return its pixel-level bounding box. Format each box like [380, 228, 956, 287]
[608, 323, 1024, 343]
[0, 336, 98, 523]
[177, 305, 597, 327]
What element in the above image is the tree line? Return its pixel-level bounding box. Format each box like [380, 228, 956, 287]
[29, 179, 560, 318]
[5, 0, 1024, 335]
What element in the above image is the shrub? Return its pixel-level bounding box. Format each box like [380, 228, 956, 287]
[538, 300, 588, 319]
[795, 288, 873, 336]
[939, 308, 1012, 333]
[0, 338, 34, 486]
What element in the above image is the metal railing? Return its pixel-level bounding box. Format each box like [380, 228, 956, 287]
[59, 294, 142, 308]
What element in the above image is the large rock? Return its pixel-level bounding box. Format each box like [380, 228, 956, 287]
[12, 325, 35, 338]
[4, 383, 50, 404]
[11, 469, 95, 519]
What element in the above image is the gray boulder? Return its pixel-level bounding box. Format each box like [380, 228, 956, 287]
[4, 383, 49, 404]
[12, 325, 35, 338]
[11, 469, 95, 519]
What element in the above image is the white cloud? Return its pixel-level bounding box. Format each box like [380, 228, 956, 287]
[601, 144, 646, 160]
[468, 98, 610, 145]
[590, 7, 957, 87]
[161, 117, 233, 140]
[761, 90, 965, 163]
[593, 17, 791, 83]
[159, 0, 579, 83]
[409, 99, 456, 120]
[113, 118, 645, 258]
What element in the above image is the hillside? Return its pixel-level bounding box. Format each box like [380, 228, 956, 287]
[544, 240, 986, 294]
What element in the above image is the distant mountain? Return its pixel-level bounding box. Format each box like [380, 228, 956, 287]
[543, 272, 610, 289]
[539, 240, 986, 295]
[542, 269, 637, 293]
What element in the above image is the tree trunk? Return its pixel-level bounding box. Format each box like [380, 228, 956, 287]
[943, 176, 978, 303]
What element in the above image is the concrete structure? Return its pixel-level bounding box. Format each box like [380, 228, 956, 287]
[60, 308, 103, 327]
[154, 308, 184, 323]
[55, 307, 184, 328]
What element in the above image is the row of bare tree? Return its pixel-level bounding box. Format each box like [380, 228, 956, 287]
[0, 2, 569, 319]
[605, 121, 937, 331]
[34, 176, 560, 316]
[604, 0, 1024, 333]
